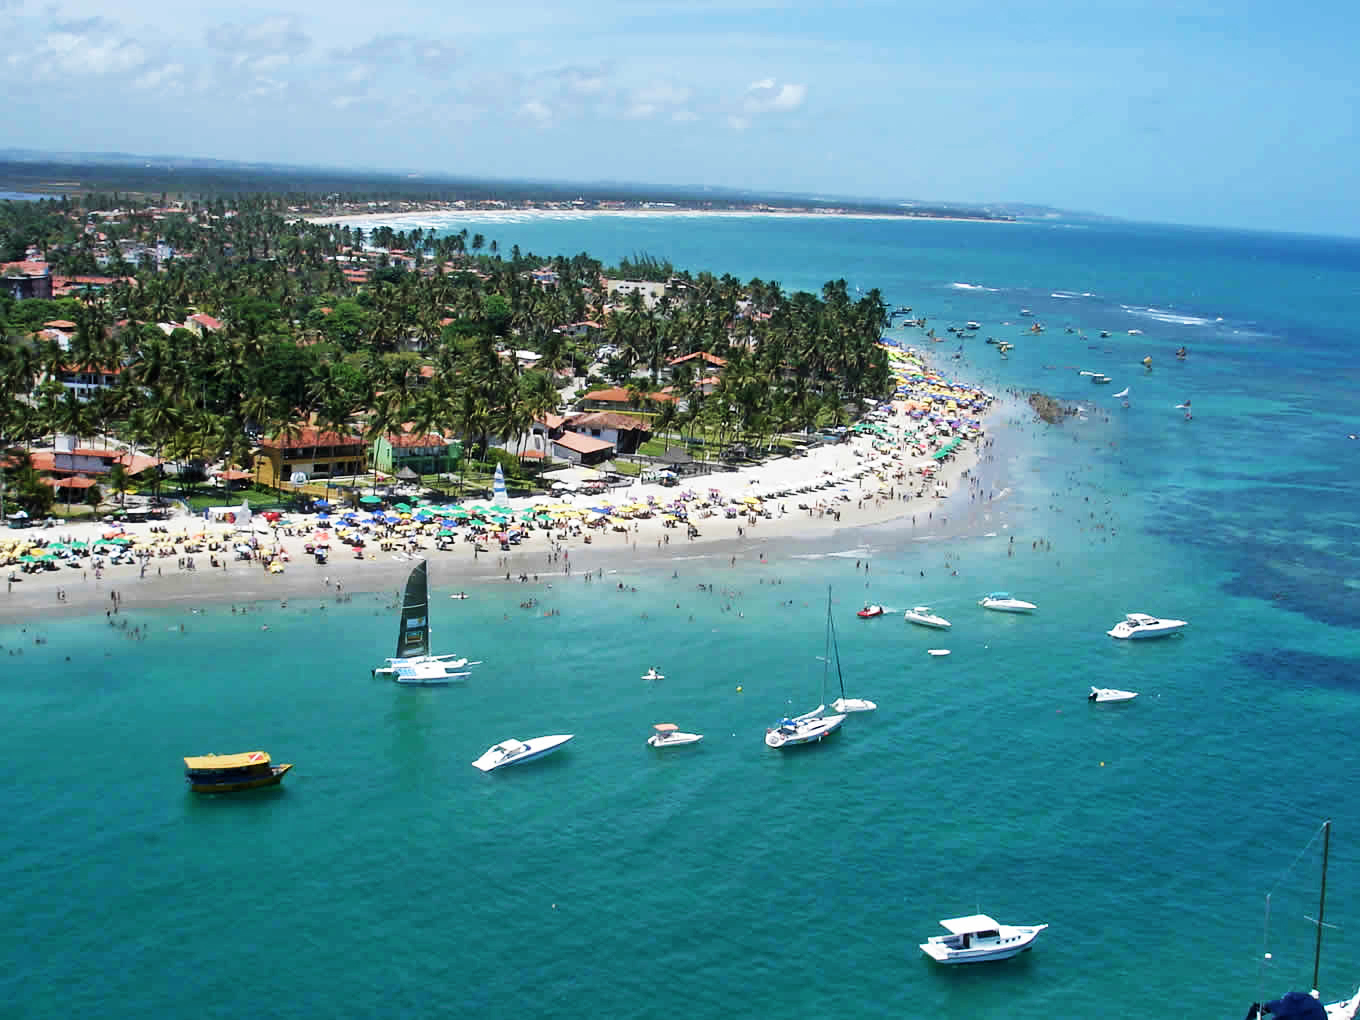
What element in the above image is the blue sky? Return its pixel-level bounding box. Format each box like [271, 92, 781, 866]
[5, 0, 1358, 236]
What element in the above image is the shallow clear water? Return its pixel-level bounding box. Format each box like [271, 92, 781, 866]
[4, 215, 1360, 1019]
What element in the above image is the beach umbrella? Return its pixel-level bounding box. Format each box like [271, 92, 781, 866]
[359, 495, 382, 505]
[393, 502, 411, 512]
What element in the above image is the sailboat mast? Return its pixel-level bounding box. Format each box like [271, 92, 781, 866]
[823, 587, 833, 705]
[1313, 818, 1331, 993]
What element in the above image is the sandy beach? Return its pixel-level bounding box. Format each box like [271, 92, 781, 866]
[301, 207, 1013, 229]
[0, 395, 1002, 625]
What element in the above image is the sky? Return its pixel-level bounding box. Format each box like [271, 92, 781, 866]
[5, 0, 1359, 236]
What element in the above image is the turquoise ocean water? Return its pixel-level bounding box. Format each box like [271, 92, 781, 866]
[5, 215, 1360, 1018]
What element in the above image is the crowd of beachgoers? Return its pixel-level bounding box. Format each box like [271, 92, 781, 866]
[0, 346, 999, 622]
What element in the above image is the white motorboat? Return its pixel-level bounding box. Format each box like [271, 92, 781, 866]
[647, 723, 703, 747]
[471, 734, 574, 772]
[979, 592, 1037, 613]
[927, 649, 951, 657]
[1091, 374, 1112, 384]
[832, 697, 877, 713]
[904, 606, 952, 629]
[1089, 686, 1138, 702]
[1107, 612, 1188, 639]
[373, 560, 480, 683]
[919, 914, 1049, 964]
[641, 667, 665, 681]
[965, 321, 981, 331]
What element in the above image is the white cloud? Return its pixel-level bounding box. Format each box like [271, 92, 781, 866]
[133, 62, 184, 90]
[26, 20, 147, 77]
[520, 99, 552, 121]
[744, 78, 806, 113]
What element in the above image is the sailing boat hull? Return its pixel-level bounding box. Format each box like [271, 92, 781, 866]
[765, 713, 846, 747]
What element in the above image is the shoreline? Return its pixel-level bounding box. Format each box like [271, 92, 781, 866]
[301, 208, 1016, 229]
[1, 396, 1019, 627]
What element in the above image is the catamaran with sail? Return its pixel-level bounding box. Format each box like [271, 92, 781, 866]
[765, 589, 851, 747]
[372, 559, 477, 683]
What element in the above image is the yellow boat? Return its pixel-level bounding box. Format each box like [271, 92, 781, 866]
[183, 751, 292, 793]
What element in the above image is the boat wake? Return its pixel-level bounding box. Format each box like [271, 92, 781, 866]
[1050, 290, 1096, 299]
[949, 282, 997, 292]
[1121, 305, 1221, 327]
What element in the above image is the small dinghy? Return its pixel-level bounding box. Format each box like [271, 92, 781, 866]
[1089, 687, 1138, 703]
[927, 648, 951, 657]
[831, 697, 877, 713]
[641, 667, 665, 681]
[857, 604, 886, 619]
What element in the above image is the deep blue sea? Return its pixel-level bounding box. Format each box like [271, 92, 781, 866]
[5, 214, 1360, 1019]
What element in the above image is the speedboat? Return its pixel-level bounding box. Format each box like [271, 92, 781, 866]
[471, 734, 574, 772]
[765, 706, 847, 748]
[857, 604, 886, 619]
[1089, 687, 1138, 702]
[965, 321, 981, 331]
[904, 606, 952, 629]
[919, 914, 1048, 964]
[647, 723, 703, 747]
[979, 592, 1037, 613]
[1091, 374, 1111, 384]
[642, 667, 665, 681]
[1107, 612, 1187, 639]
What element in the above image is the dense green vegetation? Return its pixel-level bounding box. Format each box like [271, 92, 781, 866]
[1, 192, 893, 516]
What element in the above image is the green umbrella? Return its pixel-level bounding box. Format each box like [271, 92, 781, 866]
[437, 529, 456, 537]
[393, 502, 411, 512]
[359, 495, 382, 505]
[70, 540, 88, 549]
[489, 504, 512, 514]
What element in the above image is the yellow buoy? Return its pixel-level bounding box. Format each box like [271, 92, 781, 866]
[1100, 761, 1106, 767]
[736, 685, 743, 692]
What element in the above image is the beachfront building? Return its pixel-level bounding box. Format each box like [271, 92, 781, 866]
[603, 278, 669, 308]
[372, 431, 462, 479]
[50, 362, 122, 400]
[664, 351, 727, 380]
[1, 261, 53, 300]
[253, 428, 366, 487]
[560, 412, 652, 455]
[550, 430, 614, 466]
[186, 313, 224, 337]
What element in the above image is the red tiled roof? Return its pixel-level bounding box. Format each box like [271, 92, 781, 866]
[518, 449, 547, 459]
[667, 351, 727, 367]
[188, 313, 223, 331]
[2, 260, 50, 278]
[553, 432, 614, 455]
[386, 432, 447, 448]
[582, 387, 674, 404]
[44, 320, 78, 330]
[538, 413, 567, 429]
[258, 428, 364, 451]
[564, 412, 651, 431]
[42, 475, 98, 489]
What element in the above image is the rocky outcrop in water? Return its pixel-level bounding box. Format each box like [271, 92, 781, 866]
[1028, 392, 1074, 424]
